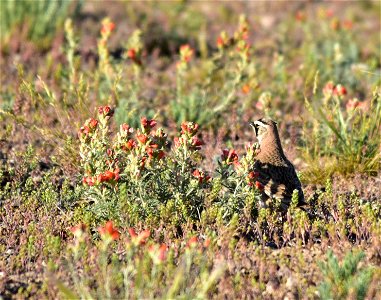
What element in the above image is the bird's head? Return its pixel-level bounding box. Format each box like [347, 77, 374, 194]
[249, 118, 279, 145]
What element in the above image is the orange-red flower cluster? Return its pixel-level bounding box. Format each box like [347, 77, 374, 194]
[127, 48, 142, 65]
[179, 44, 194, 63]
[221, 149, 239, 166]
[98, 221, 120, 240]
[146, 144, 165, 160]
[323, 82, 347, 97]
[216, 32, 229, 48]
[70, 223, 87, 237]
[255, 181, 264, 191]
[141, 117, 157, 132]
[174, 134, 203, 151]
[342, 20, 353, 30]
[187, 236, 198, 248]
[128, 228, 150, 245]
[181, 121, 199, 136]
[98, 105, 114, 117]
[122, 139, 136, 151]
[191, 136, 203, 150]
[83, 176, 95, 186]
[242, 84, 250, 94]
[121, 123, 134, 134]
[173, 137, 184, 148]
[101, 21, 115, 35]
[148, 243, 168, 263]
[137, 133, 149, 144]
[78, 118, 99, 138]
[333, 84, 347, 97]
[346, 99, 367, 112]
[295, 11, 306, 22]
[247, 171, 260, 186]
[192, 169, 211, 184]
[89, 118, 98, 129]
[78, 125, 90, 138]
[97, 169, 120, 183]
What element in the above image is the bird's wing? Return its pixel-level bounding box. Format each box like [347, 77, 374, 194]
[254, 160, 304, 207]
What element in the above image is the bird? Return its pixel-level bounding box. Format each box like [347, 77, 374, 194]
[249, 118, 306, 211]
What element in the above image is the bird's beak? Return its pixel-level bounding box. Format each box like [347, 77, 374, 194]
[249, 121, 258, 136]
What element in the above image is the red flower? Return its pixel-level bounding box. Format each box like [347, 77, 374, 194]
[98, 105, 114, 117]
[107, 148, 113, 157]
[203, 238, 211, 248]
[141, 117, 157, 131]
[70, 223, 87, 236]
[343, 20, 353, 30]
[89, 118, 98, 129]
[137, 133, 148, 144]
[192, 169, 211, 184]
[101, 21, 115, 35]
[127, 48, 136, 59]
[83, 176, 95, 186]
[295, 11, 306, 22]
[346, 99, 366, 112]
[217, 36, 225, 48]
[187, 236, 198, 248]
[323, 81, 335, 97]
[157, 244, 167, 261]
[121, 123, 133, 134]
[181, 122, 199, 136]
[255, 101, 264, 110]
[157, 150, 165, 160]
[193, 169, 201, 178]
[255, 181, 264, 191]
[104, 170, 115, 181]
[242, 84, 250, 94]
[149, 243, 168, 263]
[146, 146, 154, 158]
[128, 228, 137, 238]
[221, 149, 239, 165]
[174, 137, 181, 148]
[82, 126, 90, 135]
[128, 228, 150, 245]
[330, 19, 340, 31]
[103, 106, 113, 116]
[325, 9, 334, 18]
[333, 84, 347, 97]
[191, 136, 203, 150]
[179, 44, 194, 63]
[124, 139, 136, 150]
[137, 229, 150, 245]
[78, 125, 91, 139]
[248, 171, 259, 179]
[97, 170, 118, 183]
[98, 221, 120, 240]
[140, 157, 147, 168]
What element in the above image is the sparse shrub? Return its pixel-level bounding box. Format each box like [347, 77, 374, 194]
[53, 221, 225, 299]
[171, 15, 257, 128]
[303, 82, 380, 181]
[318, 250, 374, 300]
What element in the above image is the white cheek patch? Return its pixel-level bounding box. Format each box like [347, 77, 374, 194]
[254, 120, 269, 144]
[257, 135, 263, 144]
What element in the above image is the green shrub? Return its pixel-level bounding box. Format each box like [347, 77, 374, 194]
[318, 250, 374, 300]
